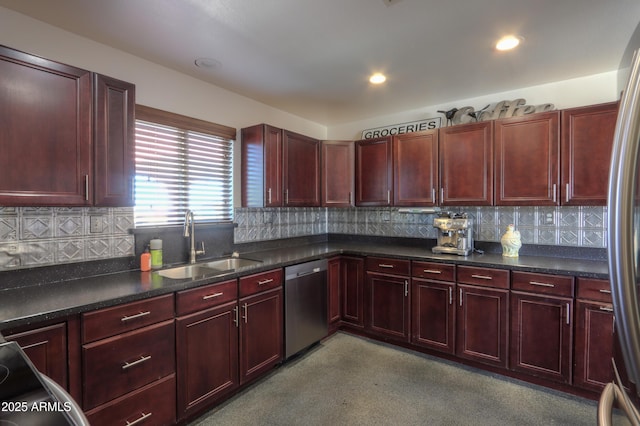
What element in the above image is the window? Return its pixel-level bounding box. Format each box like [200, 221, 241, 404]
[134, 105, 235, 227]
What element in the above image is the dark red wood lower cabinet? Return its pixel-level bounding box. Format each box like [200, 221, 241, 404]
[456, 284, 509, 368]
[239, 287, 283, 384]
[510, 292, 573, 384]
[366, 272, 410, 342]
[574, 300, 614, 391]
[411, 279, 455, 354]
[176, 301, 239, 420]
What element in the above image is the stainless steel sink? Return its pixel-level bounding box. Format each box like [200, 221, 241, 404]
[156, 264, 223, 279]
[201, 257, 262, 271]
[156, 257, 263, 279]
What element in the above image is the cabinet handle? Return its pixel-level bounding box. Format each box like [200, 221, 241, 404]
[258, 278, 274, 286]
[125, 411, 152, 426]
[459, 288, 463, 306]
[565, 183, 570, 203]
[268, 188, 272, 204]
[378, 264, 394, 269]
[242, 303, 248, 323]
[471, 274, 492, 280]
[423, 269, 442, 274]
[121, 311, 151, 322]
[387, 190, 390, 204]
[285, 189, 289, 205]
[449, 287, 453, 305]
[599, 306, 614, 313]
[529, 281, 555, 288]
[348, 191, 352, 204]
[122, 355, 151, 370]
[566, 303, 570, 325]
[599, 289, 612, 294]
[404, 280, 408, 297]
[233, 306, 239, 327]
[440, 187, 444, 203]
[203, 292, 224, 300]
[431, 188, 436, 203]
[552, 184, 557, 203]
[84, 175, 89, 201]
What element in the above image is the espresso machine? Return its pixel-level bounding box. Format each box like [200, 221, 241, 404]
[432, 212, 474, 256]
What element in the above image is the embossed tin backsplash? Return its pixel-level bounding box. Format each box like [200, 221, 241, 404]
[0, 205, 606, 271]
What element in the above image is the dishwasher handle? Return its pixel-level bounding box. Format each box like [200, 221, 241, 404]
[296, 267, 322, 277]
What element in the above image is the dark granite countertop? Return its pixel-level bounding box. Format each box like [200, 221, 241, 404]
[0, 240, 608, 331]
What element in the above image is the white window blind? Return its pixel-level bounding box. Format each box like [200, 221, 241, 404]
[134, 119, 233, 227]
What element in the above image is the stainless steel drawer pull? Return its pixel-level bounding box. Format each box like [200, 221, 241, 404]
[258, 278, 274, 285]
[125, 411, 152, 426]
[530, 281, 555, 288]
[471, 274, 492, 280]
[203, 292, 224, 300]
[599, 289, 612, 294]
[122, 355, 151, 370]
[423, 269, 442, 274]
[378, 264, 395, 269]
[121, 311, 151, 322]
[599, 306, 614, 313]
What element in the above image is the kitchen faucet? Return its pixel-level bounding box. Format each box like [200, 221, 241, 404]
[183, 209, 205, 264]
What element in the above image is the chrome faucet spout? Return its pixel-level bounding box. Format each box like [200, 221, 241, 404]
[183, 209, 204, 263]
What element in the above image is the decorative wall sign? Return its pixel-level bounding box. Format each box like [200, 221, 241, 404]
[438, 99, 555, 126]
[361, 117, 441, 139]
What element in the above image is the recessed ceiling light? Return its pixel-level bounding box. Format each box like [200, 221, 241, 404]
[495, 35, 522, 51]
[194, 57, 221, 69]
[369, 73, 387, 84]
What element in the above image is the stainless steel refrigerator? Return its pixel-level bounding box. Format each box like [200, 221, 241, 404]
[602, 19, 640, 425]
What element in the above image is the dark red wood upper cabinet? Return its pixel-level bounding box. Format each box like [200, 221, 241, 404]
[495, 111, 560, 206]
[355, 137, 393, 206]
[241, 124, 284, 207]
[283, 130, 321, 206]
[321, 140, 354, 207]
[439, 121, 494, 206]
[93, 73, 135, 207]
[561, 102, 618, 206]
[0, 45, 93, 206]
[393, 130, 439, 206]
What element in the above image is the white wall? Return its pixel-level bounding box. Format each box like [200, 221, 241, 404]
[328, 72, 619, 139]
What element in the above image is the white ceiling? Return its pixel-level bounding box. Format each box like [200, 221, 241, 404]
[1, 0, 639, 126]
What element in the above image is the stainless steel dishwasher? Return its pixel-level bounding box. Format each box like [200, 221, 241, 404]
[284, 259, 328, 359]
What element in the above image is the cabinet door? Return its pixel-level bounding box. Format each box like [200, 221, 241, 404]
[561, 102, 618, 205]
[176, 301, 239, 419]
[4, 322, 68, 390]
[412, 278, 455, 354]
[393, 130, 438, 206]
[456, 284, 509, 368]
[239, 287, 283, 384]
[321, 140, 354, 207]
[355, 137, 393, 206]
[0, 46, 92, 206]
[510, 292, 573, 383]
[366, 272, 410, 342]
[283, 130, 320, 206]
[574, 300, 615, 392]
[495, 111, 560, 205]
[327, 257, 342, 328]
[440, 121, 493, 206]
[93, 73, 135, 206]
[241, 124, 283, 207]
[341, 256, 365, 327]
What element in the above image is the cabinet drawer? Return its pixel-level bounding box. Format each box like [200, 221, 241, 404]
[576, 278, 612, 303]
[176, 279, 238, 316]
[82, 320, 175, 410]
[512, 271, 574, 297]
[412, 261, 455, 281]
[457, 266, 509, 289]
[86, 374, 176, 426]
[366, 257, 410, 276]
[82, 293, 174, 343]
[239, 268, 283, 297]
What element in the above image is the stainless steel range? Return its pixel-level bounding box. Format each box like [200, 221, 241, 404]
[432, 212, 474, 256]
